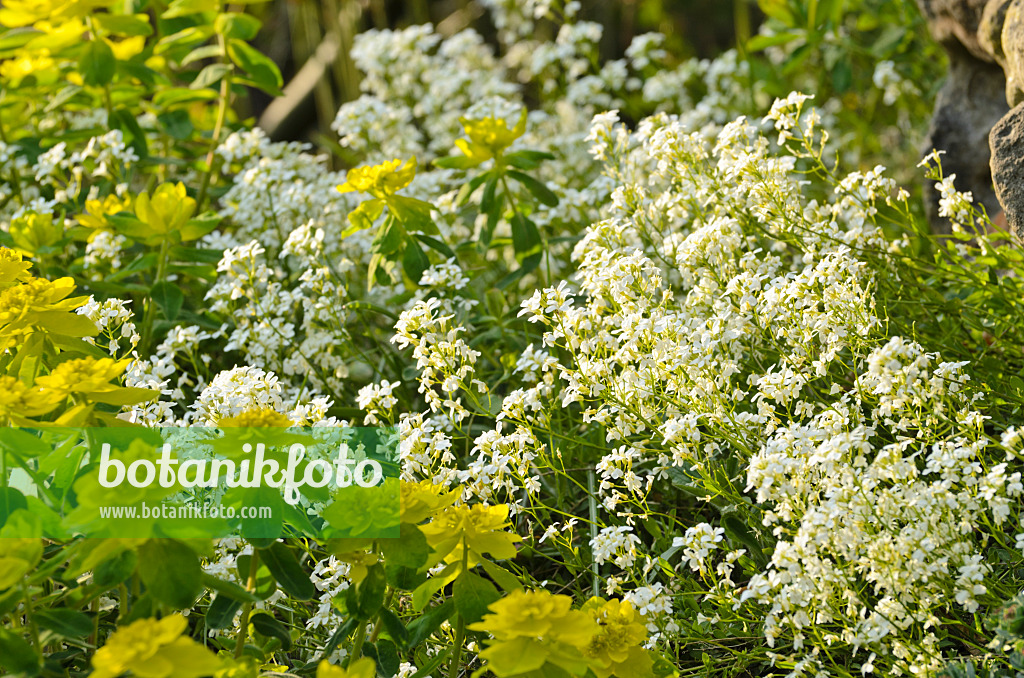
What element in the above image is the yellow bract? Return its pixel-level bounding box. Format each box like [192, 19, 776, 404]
[0, 0, 112, 28]
[91, 616, 223, 678]
[218, 408, 293, 427]
[469, 589, 600, 677]
[0, 375, 62, 419]
[0, 248, 32, 287]
[135, 182, 197, 240]
[337, 157, 416, 198]
[316, 658, 376, 678]
[78, 194, 133, 231]
[454, 109, 527, 166]
[35, 356, 130, 398]
[0, 50, 59, 86]
[583, 598, 654, 678]
[420, 502, 520, 569]
[10, 211, 63, 256]
[399, 479, 459, 525]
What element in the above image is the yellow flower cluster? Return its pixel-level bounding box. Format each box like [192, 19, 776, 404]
[453, 109, 527, 166]
[316, 658, 375, 678]
[337, 157, 416, 198]
[420, 502, 521, 571]
[470, 591, 654, 678]
[91, 616, 222, 678]
[218, 407, 293, 427]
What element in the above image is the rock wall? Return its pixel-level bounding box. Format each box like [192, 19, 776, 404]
[917, 0, 1024, 240]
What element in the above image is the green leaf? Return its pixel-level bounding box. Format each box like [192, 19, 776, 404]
[94, 14, 153, 36]
[93, 549, 137, 587]
[181, 44, 224, 66]
[722, 514, 765, 562]
[226, 38, 282, 95]
[249, 612, 292, 651]
[374, 638, 400, 677]
[0, 28, 39, 53]
[480, 559, 523, 593]
[0, 628, 39, 674]
[402, 237, 430, 284]
[150, 280, 184, 321]
[191, 63, 231, 90]
[377, 608, 409, 648]
[0, 488, 27, 529]
[504, 150, 554, 171]
[453, 572, 500, 624]
[80, 39, 116, 86]
[201, 573, 260, 603]
[259, 542, 315, 600]
[206, 594, 242, 630]
[507, 170, 559, 207]
[413, 233, 455, 259]
[380, 523, 432, 570]
[215, 13, 262, 40]
[343, 562, 386, 620]
[510, 213, 542, 261]
[34, 609, 93, 639]
[405, 598, 455, 648]
[433, 155, 480, 169]
[137, 539, 203, 610]
[153, 87, 219, 108]
[345, 198, 385, 237]
[233, 556, 277, 600]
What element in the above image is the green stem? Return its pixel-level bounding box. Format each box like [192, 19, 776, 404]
[197, 37, 232, 209]
[367, 588, 395, 644]
[22, 583, 41, 653]
[349, 618, 368, 661]
[448, 540, 470, 678]
[586, 467, 600, 599]
[234, 551, 260, 659]
[139, 238, 171, 355]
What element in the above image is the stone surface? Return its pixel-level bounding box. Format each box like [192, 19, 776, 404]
[979, 0, 1013, 64]
[990, 102, 1024, 239]
[916, 0, 1002, 61]
[917, 0, 1011, 233]
[1002, 0, 1024, 104]
[919, 44, 1009, 234]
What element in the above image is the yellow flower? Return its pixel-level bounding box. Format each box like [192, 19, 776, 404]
[453, 109, 527, 166]
[0, 0, 113, 28]
[133, 182, 197, 243]
[333, 550, 380, 584]
[35, 357, 129, 399]
[0, 247, 32, 286]
[0, 276, 95, 348]
[77, 194, 132, 231]
[419, 503, 521, 569]
[218, 408, 293, 427]
[582, 598, 654, 678]
[91, 615, 223, 678]
[0, 49, 59, 86]
[400, 479, 459, 525]
[469, 589, 600, 677]
[105, 35, 145, 61]
[0, 375, 62, 420]
[316, 658, 376, 678]
[337, 157, 416, 198]
[9, 211, 63, 256]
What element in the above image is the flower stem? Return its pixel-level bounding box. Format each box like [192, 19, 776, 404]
[234, 550, 260, 659]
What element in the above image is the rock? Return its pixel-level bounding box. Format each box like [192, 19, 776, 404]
[921, 42, 1009, 234]
[916, 0, 1002, 61]
[1002, 0, 1024, 104]
[989, 101, 1024, 239]
[979, 0, 1013, 64]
